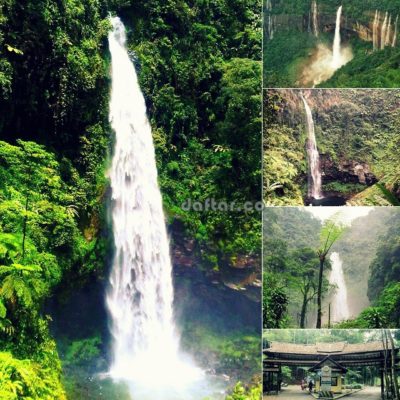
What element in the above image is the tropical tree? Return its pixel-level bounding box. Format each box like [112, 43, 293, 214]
[316, 220, 345, 328]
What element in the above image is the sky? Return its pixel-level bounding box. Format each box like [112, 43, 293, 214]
[305, 206, 374, 226]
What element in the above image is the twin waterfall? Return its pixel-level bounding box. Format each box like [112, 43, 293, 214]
[372, 11, 398, 50]
[301, 95, 322, 200]
[328, 252, 350, 323]
[106, 17, 202, 398]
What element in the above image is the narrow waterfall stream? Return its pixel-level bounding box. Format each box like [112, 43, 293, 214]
[373, 10, 379, 51]
[328, 252, 350, 323]
[301, 94, 322, 200]
[312, 0, 319, 37]
[332, 6, 343, 68]
[105, 17, 221, 399]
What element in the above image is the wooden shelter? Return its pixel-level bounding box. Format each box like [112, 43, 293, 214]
[263, 341, 400, 398]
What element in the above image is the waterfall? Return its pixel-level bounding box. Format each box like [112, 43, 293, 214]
[385, 14, 392, 46]
[373, 10, 379, 51]
[269, 15, 274, 39]
[328, 252, 350, 322]
[392, 15, 398, 47]
[301, 94, 322, 200]
[381, 12, 388, 49]
[312, 0, 319, 37]
[106, 16, 203, 398]
[332, 6, 343, 68]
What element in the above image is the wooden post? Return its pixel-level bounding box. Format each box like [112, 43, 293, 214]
[381, 369, 384, 399]
[328, 303, 331, 329]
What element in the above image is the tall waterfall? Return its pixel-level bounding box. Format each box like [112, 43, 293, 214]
[373, 10, 379, 51]
[312, 0, 319, 37]
[392, 15, 398, 47]
[329, 252, 350, 322]
[385, 15, 392, 46]
[332, 6, 343, 68]
[301, 94, 322, 199]
[106, 16, 203, 398]
[381, 12, 388, 49]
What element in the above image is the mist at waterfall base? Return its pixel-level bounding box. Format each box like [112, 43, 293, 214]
[105, 17, 224, 400]
[300, 6, 353, 87]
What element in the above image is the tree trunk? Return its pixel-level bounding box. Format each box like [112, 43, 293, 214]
[328, 303, 331, 329]
[382, 330, 391, 399]
[316, 256, 324, 328]
[388, 331, 400, 400]
[22, 196, 29, 261]
[300, 290, 308, 328]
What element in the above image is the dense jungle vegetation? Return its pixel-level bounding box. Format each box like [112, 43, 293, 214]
[263, 208, 400, 329]
[263, 0, 400, 87]
[0, 0, 261, 399]
[263, 89, 400, 206]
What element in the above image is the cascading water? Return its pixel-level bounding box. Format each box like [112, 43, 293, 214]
[392, 15, 398, 47]
[373, 10, 379, 51]
[332, 6, 343, 68]
[385, 15, 392, 46]
[312, 0, 319, 37]
[328, 252, 350, 322]
[381, 12, 388, 49]
[301, 94, 322, 200]
[106, 16, 212, 400]
[300, 4, 353, 86]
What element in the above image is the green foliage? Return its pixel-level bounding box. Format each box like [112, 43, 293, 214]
[0, 349, 66, 400]
[322, 181, 366, 195]
[0, 140, 106, 396]
[63, 337, 102, 367]
[263, 90, 305, 205]
[263, 31, 318, 87]
[225, 382, 262, 400]
[263, 271, 289, 328]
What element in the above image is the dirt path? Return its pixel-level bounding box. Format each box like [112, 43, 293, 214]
[347, 386, 381, 399]
[263, 385, 310, 399]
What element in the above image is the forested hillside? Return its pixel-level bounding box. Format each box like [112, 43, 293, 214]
[264, 0, 400, 87]
[264, 89, 400, 206]
[341, 211, 400, 329]
[263, 208, 321, 328]
[0, 1, 261, 399]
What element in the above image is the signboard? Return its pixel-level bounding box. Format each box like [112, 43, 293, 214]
[320, 365, 332, 391]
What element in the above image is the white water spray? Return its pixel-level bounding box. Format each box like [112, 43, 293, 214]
[106, 16, 204, 399]
[329, 252, 350, 322]
[301, 94, 322, 199]
[332, 6, 343, 68]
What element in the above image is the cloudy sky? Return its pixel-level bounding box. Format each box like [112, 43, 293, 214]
[305, 206, 374, 225]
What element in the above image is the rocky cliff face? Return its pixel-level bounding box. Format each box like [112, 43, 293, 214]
[170, 220, 261, 306]
[266, 10, 389, 45]
[320, 154, 377, 186]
